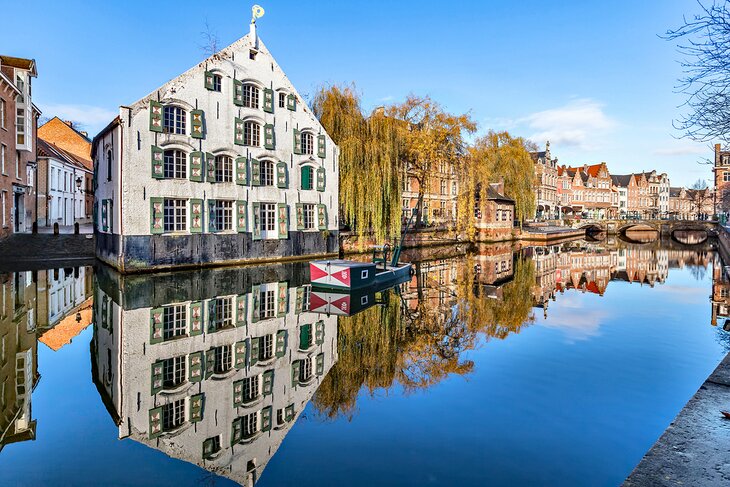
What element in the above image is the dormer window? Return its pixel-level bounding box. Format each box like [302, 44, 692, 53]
[243, 85, 260, 109]
[212, 74, 222, 92]
[243, 121, 260, 146]
[278, 92, 286, 108]
[163, 106, 186, 135]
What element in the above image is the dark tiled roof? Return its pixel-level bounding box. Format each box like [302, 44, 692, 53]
[669, 187, 683, 197]
[610, 174, 633, 187]
[486, 185, 515, 203]
[0, 55, 36, 75]
[37, 138, 90, 171]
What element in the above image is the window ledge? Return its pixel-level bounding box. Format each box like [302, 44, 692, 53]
[160, 422, 192, 439]
[210, 369, 237, 380]
[160, 382, 194, 396]
[238, 396, 263, 409]
[238, 432, 262, 445]
[255, 357, 276, 367]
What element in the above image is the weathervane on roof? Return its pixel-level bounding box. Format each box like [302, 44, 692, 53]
[251, 4, 265, 24]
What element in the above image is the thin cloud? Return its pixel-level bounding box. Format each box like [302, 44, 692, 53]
[652, 145, 706, 157]
[40, 103, 117, 136]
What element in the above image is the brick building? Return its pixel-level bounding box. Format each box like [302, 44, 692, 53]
[531, 141, 559, 220]
[474, 181, 515, 241]
[0, 56, 39, 238]
[402, 161, 458, 226]
[714, 143, 730, 218]
[561, 163, 615, 218]
[669, 187, 692, 220]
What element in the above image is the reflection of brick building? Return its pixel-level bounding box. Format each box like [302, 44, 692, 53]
[474, 182, 514, 242]
[472, 243, 514, 293]
[711, 254, 730, 327]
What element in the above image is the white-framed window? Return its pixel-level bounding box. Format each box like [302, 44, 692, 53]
[303, 203, 315, 229]
[1, 191, 5, 227]
[242, 411, 259, 438]
[163, 355, 186, 388]
[260, 202, 276, 236]
[440, 180, 446, 195]
[212, 200, 233, 231]
[163, 199, 187, 232]
[299, 356, 313, 383]
[260, 160, 274, 186]
[163, 305, 187, 339]
[242, 375, 260, 403]
[243, 121, 260, 146]
[0, 144, 5, 174]
[215, 155, 233, 183]
[243, 84, 260, 109]
[301, 132, 314, 155]
[260, 288, 275, 319]
[213, 297, 233, 329]
[162, 399, 186, 431]
[214, 344, 232, 374]
[278, 92, 286, 108]
[163, 106, 186, 135]
[260, 334, 274, 360]
[16, 108, 25, 146]
[724, 172, 730, 182]
[0, 98, 5, 129]
[212, 74, 222, 92]
[163, 149, 187, 179]
[452, 181, 457, 195]
[15, 151, 19, 178]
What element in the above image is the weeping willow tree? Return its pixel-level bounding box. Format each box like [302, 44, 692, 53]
[456, 131, 536, 239]
[312, 85, 402, 244]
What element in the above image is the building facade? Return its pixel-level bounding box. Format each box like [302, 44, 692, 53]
[561, 163, 614, 218]
[714, 143, 730, 218]
[0, 56, 39, 238]
[669, 187, 692, 220]
[641, 170, 670, 219]
[474, 182, 515, 241]
[37, 138, 92, 226]
[531, 141, 559, 220]
[402, 161, 458, 226]
[92, 25, 339, 272]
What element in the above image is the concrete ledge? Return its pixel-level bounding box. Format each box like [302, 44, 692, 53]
[624, 353, 730, 486]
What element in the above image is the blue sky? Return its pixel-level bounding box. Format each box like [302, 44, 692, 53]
[1, 0, 715, 186]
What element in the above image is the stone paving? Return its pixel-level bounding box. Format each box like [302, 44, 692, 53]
[624, 353, 730, 486]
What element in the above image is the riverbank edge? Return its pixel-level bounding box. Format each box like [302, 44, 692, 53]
[623, 226, 730, 486]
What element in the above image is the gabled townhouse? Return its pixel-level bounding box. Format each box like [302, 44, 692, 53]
[0, 56, 39, 238]
[669, 187, 692, 220]
[714, 143, 730, 218]
[92, 23, 339, 272]
[610, 174, 639, 218]
[473, 181, 515, 242]
[640, 170, 670, 219]
[530, 141, 559, 220]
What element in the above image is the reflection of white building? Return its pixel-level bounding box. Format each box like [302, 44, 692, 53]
[44, 267, 92, 327]
[92, 266, 337, 485]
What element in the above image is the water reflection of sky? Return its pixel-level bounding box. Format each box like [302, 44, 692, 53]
[0, 242, 726, 487]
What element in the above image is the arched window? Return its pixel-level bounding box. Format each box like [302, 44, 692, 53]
[212, 74, 222, 92]
[163, 149, 187, 179]
[243, 121, 260, 146]
[261, 160, 274, 186]
[243, 84, 260, 109]
[301, 132, 314, 155]
[301, 166, 314, 190]
[215, 155, 233, 182]
[163, 106, 186, 135]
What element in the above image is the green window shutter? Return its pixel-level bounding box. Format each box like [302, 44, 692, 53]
[150, 307, 164, 344]
[234, 341, 247, 370]
[206, 152, 216, 182]
[151, 145, 164, 179]
[150, 198, 164, 234]
[301, 167, 312, 190]
[251, 159, 261, 186]
[233, 379, 244, 407]
[277, 203, 289, 239]
[262, 370, 274, 396]
[151, 360, 164, 395]
[317, 135, 326, 158]
[316, 167, 326, 192]
[300, 323, 312, 350]
[190, 393, 204, 423]
[189, 152, 204, 182]
[295, 203, 304, 230]
[189, 351, 204, 382]
[235, 157, 248, 185]
[295, 287, 304, 314]
[149, 406, 164, 439]
[276, 162, 288, 189]
[316, 353, 324, 376]
[205, 348, 216, 379]
[236, 293, 247, 326]
[293, 129, 302, 154]
[207, 299, 218, 332]
[190, 199, 203, 234]
[236, 201, 248, 233]
[189, 301, 203, 336]
[277, 282, 288, 316]
[315, 320, 325, 345]
[285, 404, 295, 422]
[252, 203, 261, 241]
[191, 109, 205, 139]
[149, 100, 163, 132]
[275, 330, 287, 357]
[317, 204, 328, 230]
[231, 418, 243, 446]
[208, 200, 217, 233]
[264, 124, 275, 149]
[291, 360, 301, 387]
[263, 88, 274, 113]
[101, 200, 108, 232]
[109, 200, 114, 234]
[251, 285, 260, 322]
[286, 94, 296, 111]
[250, 337, 260, 365]
[234, 117, 245, 145]
[261, 406, 273, 432]
[233, 79, 244, 106]
[204, 71, 215, 90]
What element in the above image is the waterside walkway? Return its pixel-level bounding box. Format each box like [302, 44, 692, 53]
[0, 233, 95, 271]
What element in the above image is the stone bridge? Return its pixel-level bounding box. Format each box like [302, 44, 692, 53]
[574, 219, 717, 244]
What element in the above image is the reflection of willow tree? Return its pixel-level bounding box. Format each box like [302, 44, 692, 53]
[313, 256, 537, 420]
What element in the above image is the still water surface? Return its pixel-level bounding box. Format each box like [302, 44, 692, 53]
[0, 239, 727, 486]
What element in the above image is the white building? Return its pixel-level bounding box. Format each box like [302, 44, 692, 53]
[91, 21, 339, 272]
[37, 138, 91, 226]
[92, 263, 337, 485]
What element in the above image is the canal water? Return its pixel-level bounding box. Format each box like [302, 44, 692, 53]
[0, 238, 727, 486]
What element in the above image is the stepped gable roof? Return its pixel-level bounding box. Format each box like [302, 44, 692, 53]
[610, 174, 633, 187]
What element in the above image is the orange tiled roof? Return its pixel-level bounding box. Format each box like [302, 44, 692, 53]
[39, 299, 93, 351]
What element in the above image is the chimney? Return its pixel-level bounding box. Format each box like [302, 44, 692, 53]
[80, 131, 88, 138]
[64, 120, 74, 128]
[373, 106, 385, 116]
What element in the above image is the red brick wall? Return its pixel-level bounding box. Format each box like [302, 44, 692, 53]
[37, 118, 92, 170]
[0, 78, 17, 239]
